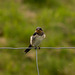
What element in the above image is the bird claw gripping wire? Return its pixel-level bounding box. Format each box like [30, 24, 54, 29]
[35, 47, 40, 50]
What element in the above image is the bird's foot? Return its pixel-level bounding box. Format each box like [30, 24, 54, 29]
[35, 47, 37, 49]
[34, 46, 40, 50]
[38, 46, 40, 49]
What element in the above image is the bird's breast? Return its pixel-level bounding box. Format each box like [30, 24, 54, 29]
[32, 35, 44, 46]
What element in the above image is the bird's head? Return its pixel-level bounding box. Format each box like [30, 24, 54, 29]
[35, 27, 43, 33]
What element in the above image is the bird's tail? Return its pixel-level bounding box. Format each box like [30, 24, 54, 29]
[24, 44, 32, 54]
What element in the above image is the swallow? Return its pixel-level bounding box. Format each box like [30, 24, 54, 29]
[24, 27, 46, 54]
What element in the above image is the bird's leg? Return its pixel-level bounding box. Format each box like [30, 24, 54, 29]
[34, 46, 40, 49]
[38, 46, 40, 49]
[35, 47, 37, 49]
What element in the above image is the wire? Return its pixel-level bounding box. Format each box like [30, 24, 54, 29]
[0, 47, 75, 49]
[0, 47, 75, 75]
[36, 48, 40, 75]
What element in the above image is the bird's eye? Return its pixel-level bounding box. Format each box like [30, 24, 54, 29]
[40, 28, 42, 31]
[36, 27, 43, 31]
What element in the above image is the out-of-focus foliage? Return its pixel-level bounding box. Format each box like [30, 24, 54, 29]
[0, 0, 75, 75]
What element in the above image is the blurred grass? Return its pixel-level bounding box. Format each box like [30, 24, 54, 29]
[0, 0, 75, 75]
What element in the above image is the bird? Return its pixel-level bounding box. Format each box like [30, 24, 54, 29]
[24, 27, 46, 54]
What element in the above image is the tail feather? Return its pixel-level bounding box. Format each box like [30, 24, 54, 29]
[24, 44, 32, 54]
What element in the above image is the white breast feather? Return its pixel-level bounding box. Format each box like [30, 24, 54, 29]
[30, 34, 45, 46]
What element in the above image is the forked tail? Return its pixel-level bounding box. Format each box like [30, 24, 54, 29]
[24, 44, 32, 54]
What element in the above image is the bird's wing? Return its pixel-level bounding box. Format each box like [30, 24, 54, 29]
[30, 32, 37, 45]
[30, 35, 37, 45]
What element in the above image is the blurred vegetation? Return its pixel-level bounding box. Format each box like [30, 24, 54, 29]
[0, 0, 75, 75]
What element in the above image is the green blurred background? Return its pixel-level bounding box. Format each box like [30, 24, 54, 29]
[0, 0, 75, 75]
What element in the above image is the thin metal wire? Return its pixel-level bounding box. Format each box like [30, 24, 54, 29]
[0, 47, 75, 75]
[0, 47, 75, 49]
[36, 48, 40, 75]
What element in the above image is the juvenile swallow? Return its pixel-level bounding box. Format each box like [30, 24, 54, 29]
[24, 27, 46, 54]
